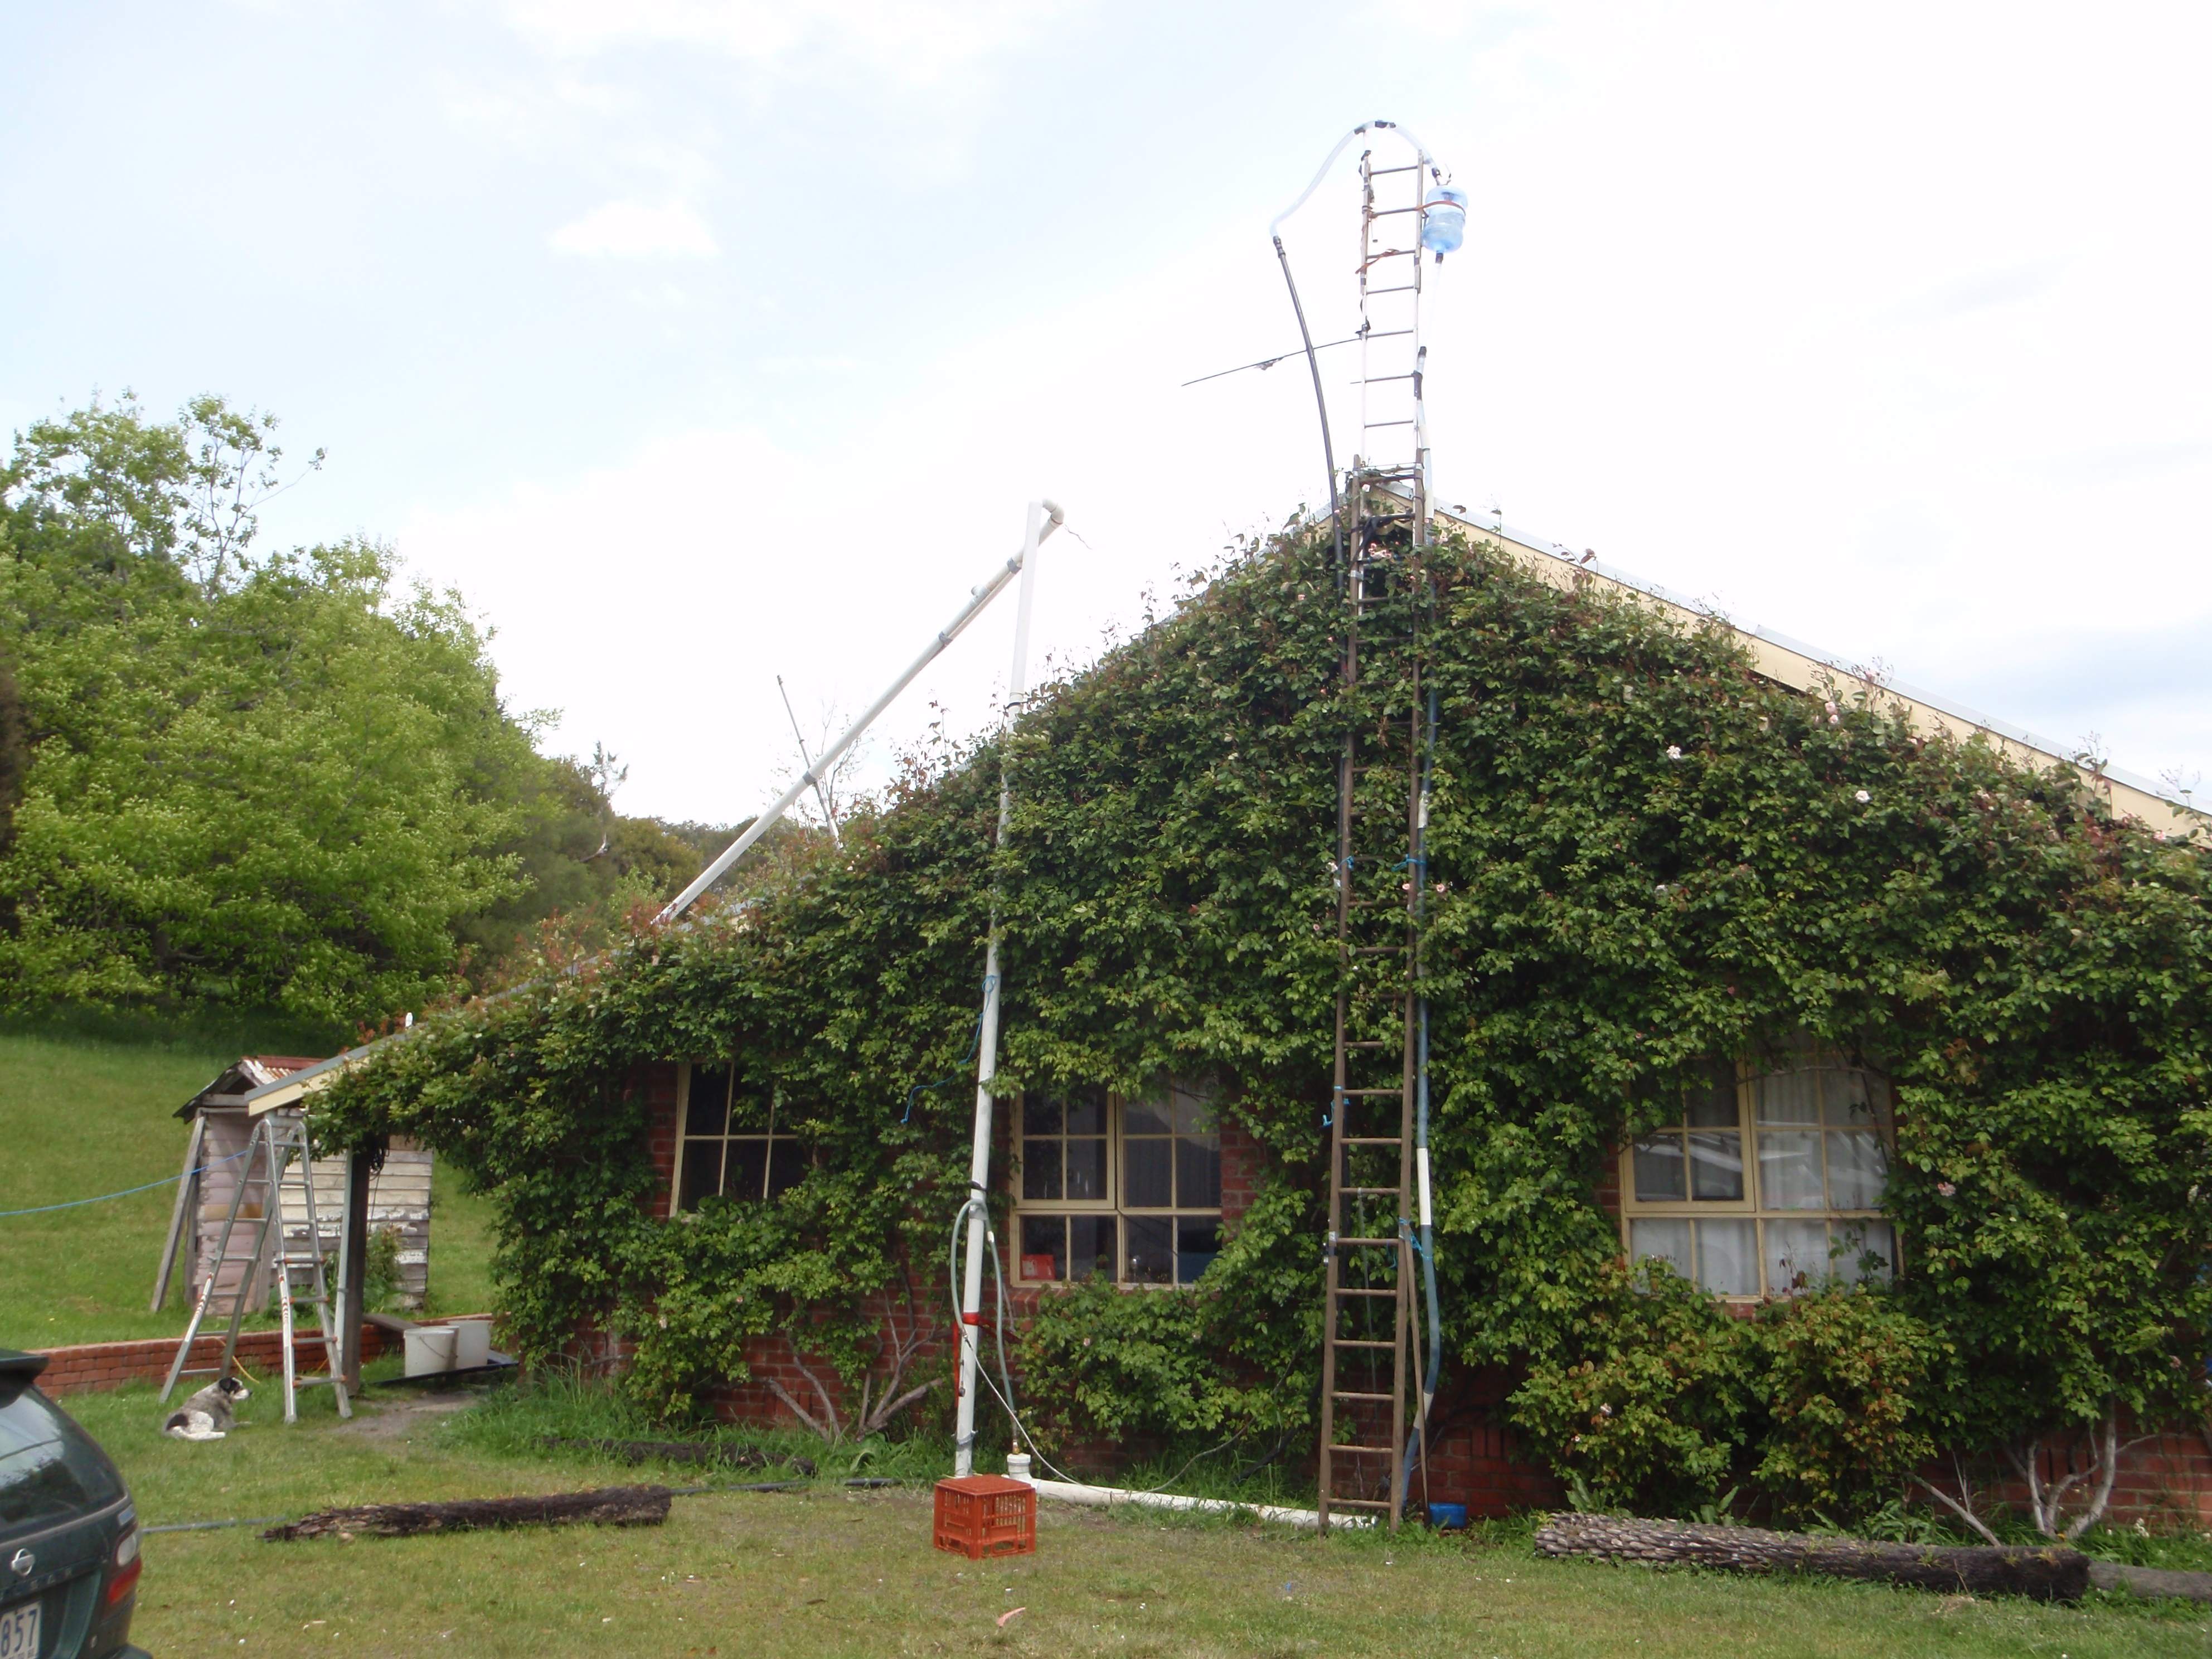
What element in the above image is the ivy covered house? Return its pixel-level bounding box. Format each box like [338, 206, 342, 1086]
[325, 508, 2212, 1533]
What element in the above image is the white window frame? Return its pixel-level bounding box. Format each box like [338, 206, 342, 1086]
[1011, 1083, 1225, 1288]
[1619, 1043, 1897, 1300]
[670, 1061, 804, 1211]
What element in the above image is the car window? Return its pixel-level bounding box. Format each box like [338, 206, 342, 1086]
[0, 1391, 115, 1537]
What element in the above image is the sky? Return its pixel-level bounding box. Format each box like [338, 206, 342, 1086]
[4, 1, 2208, 824]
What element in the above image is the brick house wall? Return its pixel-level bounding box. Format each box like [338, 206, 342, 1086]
[615, 1061, 2209, 1525]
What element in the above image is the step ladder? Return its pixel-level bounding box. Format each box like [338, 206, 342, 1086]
[160, 1108, 350, 1423]
[1317, 477, 1432, 1531]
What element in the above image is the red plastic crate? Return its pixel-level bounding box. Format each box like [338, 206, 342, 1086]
[933, 1474, 1037, 1559]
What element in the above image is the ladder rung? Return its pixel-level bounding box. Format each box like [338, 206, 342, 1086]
[1331, 1337, 1396, 1349]
[1366, 163, 1420, 176]
[1327, 1444, 1399, 1454]
[1366, 284, 1418, 294]
[1331, 1390, 1398, 1402]
[1342, 1137, 1403, 1147]
[1365, 420, 1415, 429]
[1340, 1186, 1399, 1196]
[1336, 1287, 1397, 1298]
[1338, 1087, 1404, 1096]
[1345, 1040, 1392, 1049]
[1324, 1497, 1397, 1510]
[1334, 1236, 1400, 1248]
[1368, 205, 1426, 217]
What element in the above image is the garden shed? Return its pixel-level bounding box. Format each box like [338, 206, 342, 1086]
[159, 1055, 435, 1312]
[320, 506, 2212, 1537]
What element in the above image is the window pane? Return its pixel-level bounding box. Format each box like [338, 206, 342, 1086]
[1069, 1215, 1117, 1281]
[1764, 1217, 1832, 1294]
[1024, 1095, 1064, 1136]
[1123, 1096, 1171, 1136]
[1697, 1219, 1758, 1296]
[730, 1089, 774, 1132]
[1124, 1216, 1173, 1284]
[1065, 1088, 1107, 1136]
[1758, 1129, 1825, 1209]
[1753, 1068, 1821, 1126]
[767, 1141, 806, 1197]
[1020, 1215, 1066, 1282]
[1176, 1216, 1222, 1284]
[1175, 1135, 1221, 1209]
[677, 1140, 724, 1211]
[1835, 1220, 1895, 1284]
[1686, 1063, 1738, 1127]
[1632, 1137, 1686, 1202]
[1823, 1069, 1878, 1126]
[684, 1067, 731, 1136]
[1123, 1137, 1172, 1207]
[726, 1139, 768, 1202]
[1688, 1131, 1744, 1201]
[1171, 1083, 1217, 1135]
[1066, 1137, 1109, 1200]
[1629, 1217, 1692, 1280]
[1826, 1129, 1887, 1209]
[1022, 1138, 1063, 1201]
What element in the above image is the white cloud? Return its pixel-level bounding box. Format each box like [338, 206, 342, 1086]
[549, 199, 718, 259]
[497, 0, 1070, 85]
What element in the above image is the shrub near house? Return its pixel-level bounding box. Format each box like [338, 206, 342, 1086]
[321, 522, 2212, 1532]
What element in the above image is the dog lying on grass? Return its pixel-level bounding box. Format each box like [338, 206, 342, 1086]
[163, 1375, 249, 1440]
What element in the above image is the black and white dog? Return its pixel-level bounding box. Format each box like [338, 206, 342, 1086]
[163, 1375, 250, 1441]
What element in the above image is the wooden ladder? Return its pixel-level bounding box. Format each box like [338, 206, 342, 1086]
[1317, 478, 1427, 1530]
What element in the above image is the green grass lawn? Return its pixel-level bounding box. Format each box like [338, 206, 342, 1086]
[44, 1379, 2211, 1659]
[0, 1029, 498, 1346]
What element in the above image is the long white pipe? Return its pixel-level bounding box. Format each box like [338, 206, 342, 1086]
[1268, 118, 1436, 238]
[657, 501, 1066, 923]
[1029, 1478, 1374, 1532]
[953, 499, 1046, 1477]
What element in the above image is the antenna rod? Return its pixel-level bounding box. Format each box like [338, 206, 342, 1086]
[657, 501, 1066, 923]
[776, 675, 842, 847]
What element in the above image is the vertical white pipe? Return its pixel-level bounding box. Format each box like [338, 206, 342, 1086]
[954, 499, 1046, 1477]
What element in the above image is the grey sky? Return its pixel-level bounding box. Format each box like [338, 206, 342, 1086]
[4, 1, 2205, 819]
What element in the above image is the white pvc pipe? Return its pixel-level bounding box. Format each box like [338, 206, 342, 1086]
[953, 499, 1046, 1478]
[1029, 1478, 1374, 1532]
[657, 500, 1066, 923]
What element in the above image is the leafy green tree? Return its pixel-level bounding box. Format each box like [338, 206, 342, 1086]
[0, 394, 662, 1024]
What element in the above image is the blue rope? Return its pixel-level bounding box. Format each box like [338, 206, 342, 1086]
[0, 1146, 255, 1220]
[900, 978, 995, 1124]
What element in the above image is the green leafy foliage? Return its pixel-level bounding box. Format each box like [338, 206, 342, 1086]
[317, 521, 2212, 1510]
[0, 395, 714, 1022]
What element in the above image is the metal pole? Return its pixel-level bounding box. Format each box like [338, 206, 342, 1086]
[953, 499, 1045, 1477]
[776, 675, 842, 847]
[658, 502, 1065, 923]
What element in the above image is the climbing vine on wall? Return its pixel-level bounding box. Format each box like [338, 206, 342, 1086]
[319, 523, 2212, 1514]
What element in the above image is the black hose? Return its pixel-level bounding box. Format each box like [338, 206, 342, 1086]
[1273, 234, 1343, 581]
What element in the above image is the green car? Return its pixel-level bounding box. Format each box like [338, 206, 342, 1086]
[0, 1352, 147, 1658]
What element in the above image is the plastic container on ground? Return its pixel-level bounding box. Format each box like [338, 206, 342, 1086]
[402, 1326, 457, 1377]
[449, 1320, 492, 1370]
[1428, 1502, 1469, 1530]
[933, 1475, 1037, 1559]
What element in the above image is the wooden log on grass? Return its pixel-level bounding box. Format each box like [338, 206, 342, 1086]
[1534, 1512, 2091, 1602]
[265, 1485, 672, 1541]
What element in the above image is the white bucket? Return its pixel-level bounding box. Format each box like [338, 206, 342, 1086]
[450, 1320, 492, 1371]
[404, 1325, 457, 1377]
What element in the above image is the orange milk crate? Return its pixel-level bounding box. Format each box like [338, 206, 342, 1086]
[932, 1474, 1037, 1559]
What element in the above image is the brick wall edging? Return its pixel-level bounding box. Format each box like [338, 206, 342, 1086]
[31, 1325, 397, 1395]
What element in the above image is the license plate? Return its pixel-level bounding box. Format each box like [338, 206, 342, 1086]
[0, 1600, 37, 1659]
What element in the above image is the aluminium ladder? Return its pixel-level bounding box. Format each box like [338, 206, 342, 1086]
[160, 1108, 351, 1423]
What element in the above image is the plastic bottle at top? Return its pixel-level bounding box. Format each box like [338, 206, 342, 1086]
[1422, 186, 1468, 260]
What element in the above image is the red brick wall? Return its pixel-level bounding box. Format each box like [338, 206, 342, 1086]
[636, 1060, 683, 1222]
[32, 1325, 396, 1396]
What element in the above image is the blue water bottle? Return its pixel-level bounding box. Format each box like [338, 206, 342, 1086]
[1422, 186, 1467, 261]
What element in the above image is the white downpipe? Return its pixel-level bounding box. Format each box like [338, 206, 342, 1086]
[1027, 1478, 1374, 1532]
[657, 500, 1066, 924]
[953, 500, 1046, 1478]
